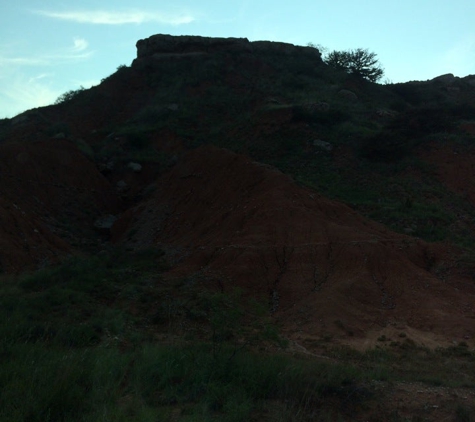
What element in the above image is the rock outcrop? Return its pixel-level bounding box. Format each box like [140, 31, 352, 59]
[133, 34, 322, 68]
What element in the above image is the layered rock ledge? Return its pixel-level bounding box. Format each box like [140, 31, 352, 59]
[133, 34, 321, 68]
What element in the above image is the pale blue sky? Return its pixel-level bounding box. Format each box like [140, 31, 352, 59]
[1, 0, 474, 118]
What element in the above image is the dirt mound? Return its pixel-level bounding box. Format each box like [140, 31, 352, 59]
[114, 146, 475, 346]
[0, 139, 121, 272]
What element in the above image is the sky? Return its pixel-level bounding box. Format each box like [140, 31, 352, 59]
[1, 0, 474, 119]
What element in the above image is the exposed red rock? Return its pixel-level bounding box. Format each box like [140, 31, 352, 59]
[114, 145, 475, 346]
[0, 139, 120, 272]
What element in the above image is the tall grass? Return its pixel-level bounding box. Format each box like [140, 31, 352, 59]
[1, 248, 474, 421]
[0, 248, 378, 421]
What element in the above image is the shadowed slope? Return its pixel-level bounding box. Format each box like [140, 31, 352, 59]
[0, 139, 120, 272]
[114, 146, 475, 346]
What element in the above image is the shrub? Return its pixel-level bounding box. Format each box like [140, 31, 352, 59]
[324, 48, 384, 82]
[54, 86, 86, 105]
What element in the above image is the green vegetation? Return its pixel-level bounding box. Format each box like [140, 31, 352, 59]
[0, 249, 474, 421]
[0, 249, 344, 420]
[327, 342, 475, 388]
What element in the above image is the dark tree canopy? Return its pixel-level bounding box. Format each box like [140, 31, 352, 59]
[54, 86, 85, 105]
[324, 48, 384, 82]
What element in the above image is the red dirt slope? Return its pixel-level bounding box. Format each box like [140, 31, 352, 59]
[0, 139, 121, 272]
[114, 146, 475, 346]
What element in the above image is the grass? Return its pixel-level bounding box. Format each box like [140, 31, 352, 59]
[1, 248, 475, 421]
[0, 248, 379, 421]
[325, 342, 475, 388]
[0, 341, 373, 421]
[273, 140, 475, 247]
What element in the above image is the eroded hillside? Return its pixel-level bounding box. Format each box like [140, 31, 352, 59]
[1, 34, 475, 348]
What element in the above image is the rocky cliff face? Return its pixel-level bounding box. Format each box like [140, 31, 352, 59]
[133, 34, 322, 68]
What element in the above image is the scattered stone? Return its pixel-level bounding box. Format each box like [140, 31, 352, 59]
[167, 103, 179, 111]
[52, 132, 66, 139]
[305, 102, 330, 112]
[98, 161, 115, 173]
[446, 86, 460, 93]
[116, 180, 128, 192]
[127, 162, 142, 172]
[316, 101, 330, 111]
[376, 109, 397, 118]
[94, 215, 118, 233]
[337, 89, 358, 101]
[312, 140, 333, 151]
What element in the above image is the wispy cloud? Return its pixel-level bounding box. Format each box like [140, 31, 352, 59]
[0, 57, 49, 66]
[72, 38, 88, 52]
[0, 73, 59, 118]
[48, 50, 94, 63]
[28, 73, 54, 84]
[0, 38, 93, 68]
[34, 9, 195, 25]
[0, 38, 94, 117]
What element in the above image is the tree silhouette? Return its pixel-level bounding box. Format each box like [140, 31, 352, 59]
[325, 48, 384, 82]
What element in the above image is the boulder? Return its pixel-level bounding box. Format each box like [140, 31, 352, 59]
[116, 180, 128, 192]
[337, 89, 358, 101]
[94, 215, 118, 234]
[127, 162, 142, 173]
[305, 102, 330, 112]
[312, 140, 333, 152]
[376, 109, 397, 118]
[98, 160, 115, 174]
